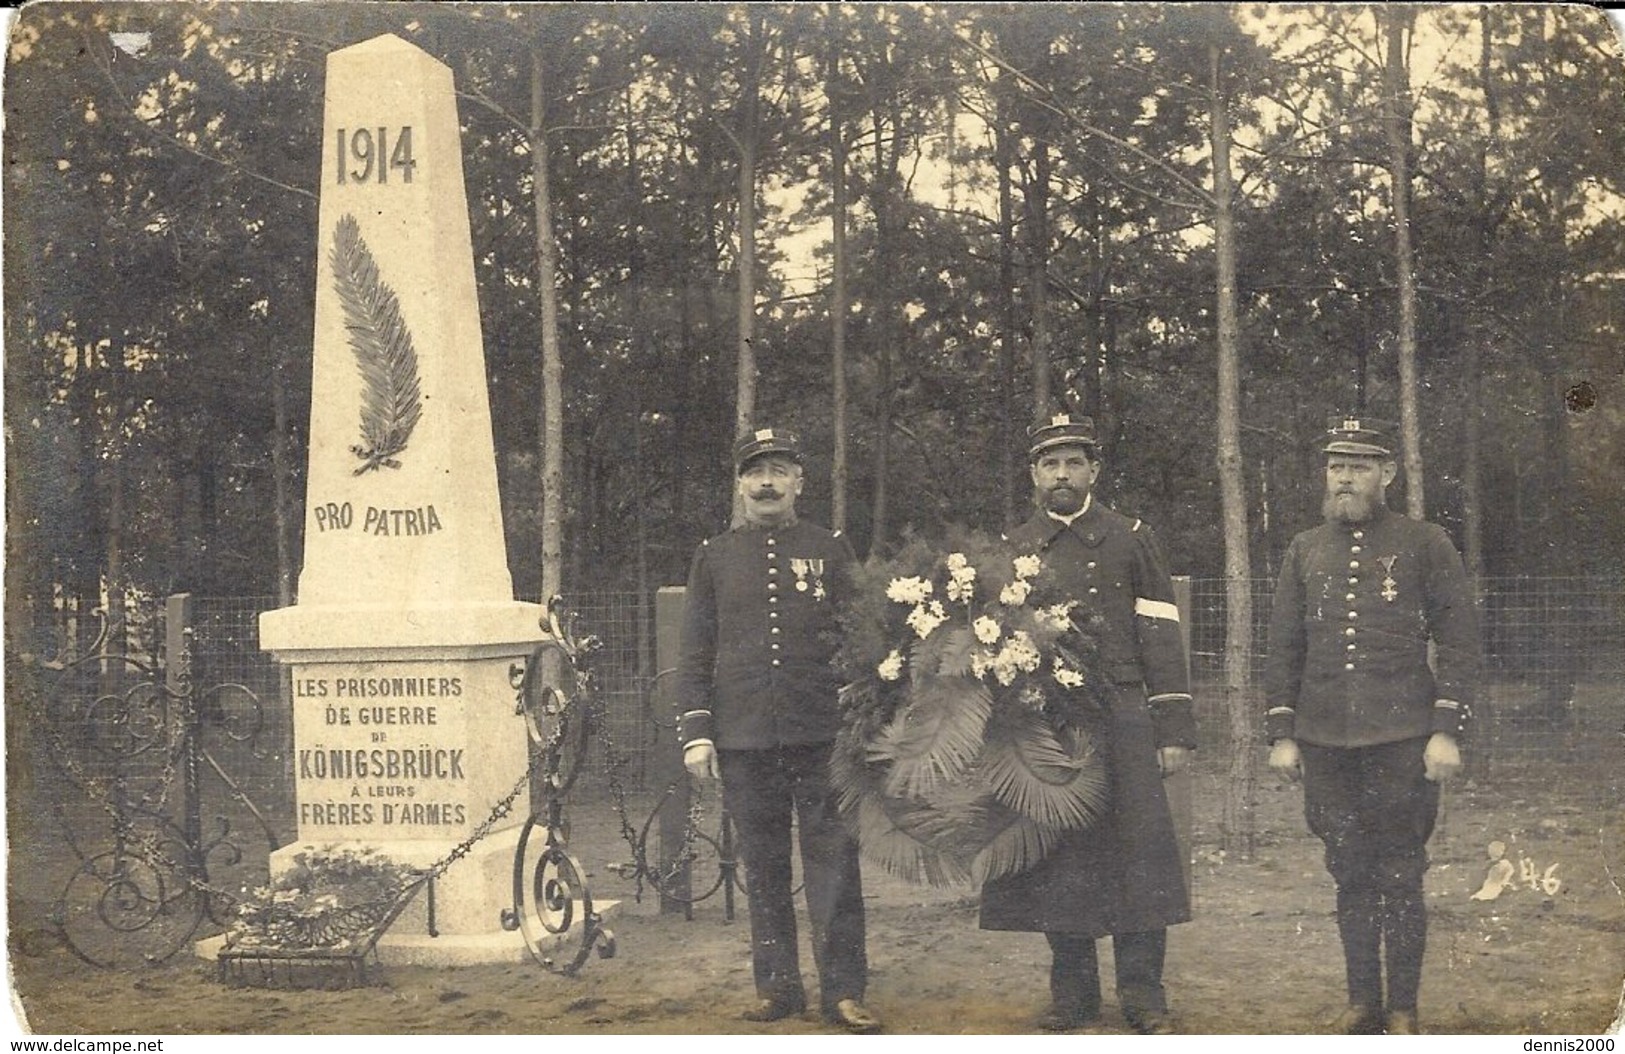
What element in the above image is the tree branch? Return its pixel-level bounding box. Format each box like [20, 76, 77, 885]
[87, 27, 316, 202]
[940, 17, 1216, 210]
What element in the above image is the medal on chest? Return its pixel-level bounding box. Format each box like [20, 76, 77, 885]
[790, 557, 827, 600]
[1378, 555, 1399, 603]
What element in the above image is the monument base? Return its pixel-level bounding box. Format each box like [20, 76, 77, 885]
[197, 826, 618, 969]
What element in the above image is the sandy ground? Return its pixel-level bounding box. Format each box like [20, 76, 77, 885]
[7, 773, 1624, 1037]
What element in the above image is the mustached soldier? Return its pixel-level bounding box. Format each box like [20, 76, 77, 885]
[675, 428, 879, 1034]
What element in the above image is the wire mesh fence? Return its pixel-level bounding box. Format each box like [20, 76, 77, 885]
[20, 575, 1623, 848]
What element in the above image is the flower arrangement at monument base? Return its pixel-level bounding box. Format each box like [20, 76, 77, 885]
[832, 527, 1110, 888]
[225, 844, 416, 954]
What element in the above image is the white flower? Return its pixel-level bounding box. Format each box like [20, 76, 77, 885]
[945, 552, 969, 571]
[970, 649, 995, 679]
[906, 601, 949, 639]
[1052, 660, 1086, 689]
[999, 579, 1032, 606]
[1037, 603, 1076, 631]
[973, 616, 1002, 645]
[946, 564, 977, 603]
[886, 576, 933, 604]
[877, 650, 905, 682]
[1012, 554, 1042, 580]
[991, 631, 1041, 684]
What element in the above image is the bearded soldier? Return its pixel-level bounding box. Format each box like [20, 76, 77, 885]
[1265, 416, 1480, 1036]
[979, 413, 1197, 1034]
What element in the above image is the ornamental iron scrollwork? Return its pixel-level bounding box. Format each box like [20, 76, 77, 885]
[500, 596, 617, 976]
[29, 597, 280, 968]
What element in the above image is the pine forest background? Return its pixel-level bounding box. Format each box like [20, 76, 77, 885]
[6, 1, 1623, 635]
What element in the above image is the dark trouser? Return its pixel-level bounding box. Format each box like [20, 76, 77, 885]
[1301, 738, 1440, 1012]
[1046, 929, 1168, 1017]
[718, 743, 867, 1009]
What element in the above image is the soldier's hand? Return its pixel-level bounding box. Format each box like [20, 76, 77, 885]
[1158, 746, 1190, 777]
[1423, 733, 1462, 783]
[1268, 738, 1302, 783]
[684, 742, 721, 782]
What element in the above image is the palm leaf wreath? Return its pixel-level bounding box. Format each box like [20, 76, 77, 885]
[331, 213, 423, 475]
[833, 527, 1111, 888]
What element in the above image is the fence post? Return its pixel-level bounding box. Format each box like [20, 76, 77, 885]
[165, 593, 202, 875]
[1169, 576, 1194, 900]
[653, 587, 690, 914]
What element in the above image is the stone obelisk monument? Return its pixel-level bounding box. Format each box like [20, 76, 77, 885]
[257, 34, 547, 964]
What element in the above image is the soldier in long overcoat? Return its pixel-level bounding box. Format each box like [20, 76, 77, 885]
[676, 428, 881, 1034]
[1265, 417, 1479, 1036]
[979, 414, 1197, 1034]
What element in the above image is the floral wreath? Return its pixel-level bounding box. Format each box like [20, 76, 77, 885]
[832, 526, 1111, 888]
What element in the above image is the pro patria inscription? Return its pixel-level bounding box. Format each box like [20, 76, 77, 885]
[311, 501, 444, 536]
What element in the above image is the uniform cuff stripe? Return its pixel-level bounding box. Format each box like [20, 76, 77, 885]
[683, 739, 714, 753]
[1147, 693, 1192, 704]
[682, 709, 712, 718]
[1267, 707, 1296, 716]
[1134, 598, 1181, 622]
[1434, 699, 1462, 710]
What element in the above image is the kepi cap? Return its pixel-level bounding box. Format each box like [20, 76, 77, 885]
[1322, 415, 1395, 457]
[734, 427, 803, 474]
[1028, 412, 1098, 460]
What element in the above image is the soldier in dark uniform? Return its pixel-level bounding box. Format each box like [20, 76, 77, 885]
[1265, 416, 1480, 1036]
[675, 428, 880, 1034]
[980, 413, 1197, 1034]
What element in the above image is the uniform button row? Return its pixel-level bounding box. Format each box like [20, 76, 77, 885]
[1349, 560, 1361, 570]
[1347, 611, 1359, 620]
[771, 659, 781, 667]
[1350, 545, 1363, 554]
[1344, 662, 1356, 671]
[1345, 627, 1357, 638]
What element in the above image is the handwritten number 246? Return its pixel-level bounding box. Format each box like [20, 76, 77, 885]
[336, 127, 416, 184]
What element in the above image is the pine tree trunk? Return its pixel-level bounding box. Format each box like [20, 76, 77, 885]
[1211, 42, 1257, 861]
[827, 11, 849, 534]
[531, 46, 564, 601]
[1383, 7, 1426, 518]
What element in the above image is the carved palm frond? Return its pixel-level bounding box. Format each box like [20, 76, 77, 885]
[981, 708, 1110, 831]
[331, 213, 423, 474]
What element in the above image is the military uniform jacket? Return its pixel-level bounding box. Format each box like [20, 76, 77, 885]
[1264, 506, 1479, 749]
[980, 501, 1195, 937]
[676, 518, 857, 751]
